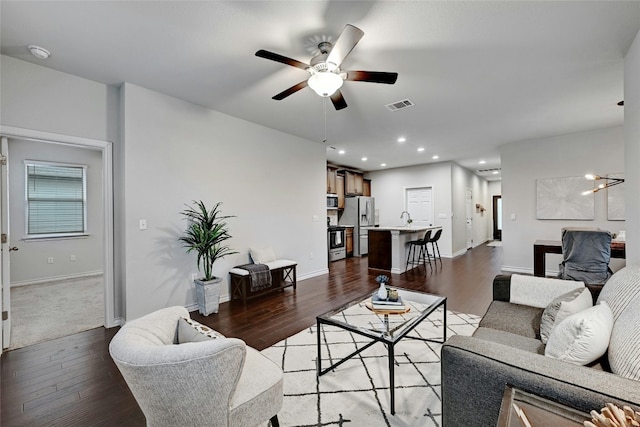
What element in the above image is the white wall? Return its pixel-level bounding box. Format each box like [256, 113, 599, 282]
[451, 163, 490, 252]
[501, 126, 625, 274]
[367, 162, 454, 257]
[1, 56, 328, 322]
[8, 139, 104, 285]
[121, 83, 327, 319]
[624, 29, 640, 264]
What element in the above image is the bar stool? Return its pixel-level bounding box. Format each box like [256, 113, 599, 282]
[426, 228, 443, 267]
[405, 230, 432, 273]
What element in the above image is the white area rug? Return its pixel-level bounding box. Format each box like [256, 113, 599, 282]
[9, 276, 104, 350]
[486, 241, 502, 247]
[261, 307, 481, 427]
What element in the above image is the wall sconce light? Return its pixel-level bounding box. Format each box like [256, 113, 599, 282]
[581, 174, 625, 195]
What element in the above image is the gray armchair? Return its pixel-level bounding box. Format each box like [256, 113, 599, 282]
[109, 306, 283, 427]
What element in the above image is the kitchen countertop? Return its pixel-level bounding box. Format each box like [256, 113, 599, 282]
[365, 225, 441, 232]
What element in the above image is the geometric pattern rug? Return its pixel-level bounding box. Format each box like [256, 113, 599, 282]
[261, 307, 481, 426]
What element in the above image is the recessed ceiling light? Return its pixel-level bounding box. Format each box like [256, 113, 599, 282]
[361, 157, 367, 161]
[381, 163, 387, 167]
[28, 44, 51, 59]
[432, 155, 439, 160]
[397, 137, 406, 143]
[338, 150, 345, 155]
[417, 147, 425, 152]
[479, 160, 486, 165]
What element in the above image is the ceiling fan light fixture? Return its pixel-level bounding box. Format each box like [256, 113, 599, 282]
[308, 72, 343, 97]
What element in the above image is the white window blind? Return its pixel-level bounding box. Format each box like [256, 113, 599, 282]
[26, 162, 87, 236]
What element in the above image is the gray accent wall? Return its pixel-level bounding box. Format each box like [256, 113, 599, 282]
[500, 126, 626, 274]
[624, 30, 640, 264]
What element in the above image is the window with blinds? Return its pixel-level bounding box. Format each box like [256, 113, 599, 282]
[25, 161, 87, 237]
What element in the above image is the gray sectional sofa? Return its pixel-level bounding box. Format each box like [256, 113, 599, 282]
[442, 265, 640, 427]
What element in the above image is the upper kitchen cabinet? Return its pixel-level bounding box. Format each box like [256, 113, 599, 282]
[363, 179, 371, 197]
[327, 166, 338, 194]
[344, 171, 364, 196]
[337, 174, 345, 209]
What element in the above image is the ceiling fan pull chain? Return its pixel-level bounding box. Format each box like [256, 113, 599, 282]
[323, 97, 327, 143]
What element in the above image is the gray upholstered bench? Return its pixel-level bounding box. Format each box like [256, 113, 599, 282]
[229, 259, 297, 304]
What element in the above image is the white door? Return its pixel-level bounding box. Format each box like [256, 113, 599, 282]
[1, 136, 10, 350]
[465, 189, 473, 249]
[406, 187, 433, 226]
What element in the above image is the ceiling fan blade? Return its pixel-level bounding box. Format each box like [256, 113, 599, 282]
[255, 49, 309, 70]
[326, 24, 364, 67]
[345, 71, 398, 84]
[330, 90, 348, 110]
[272, 80, 309, 100]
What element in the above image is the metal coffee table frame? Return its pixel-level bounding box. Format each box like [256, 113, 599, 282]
[316, 288, 447, 415]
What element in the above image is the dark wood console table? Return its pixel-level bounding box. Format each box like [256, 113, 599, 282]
[533, 240, 626, 277]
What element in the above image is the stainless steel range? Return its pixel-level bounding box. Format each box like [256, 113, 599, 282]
[328, 226, 346, 262]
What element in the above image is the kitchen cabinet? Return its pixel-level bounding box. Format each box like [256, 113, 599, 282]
[363, 179, 371, 197]
[327, 167, 338, 194]
[345, 227, 354, 257]
[337, 174, 345, 209]
[345, 171, 364, 196]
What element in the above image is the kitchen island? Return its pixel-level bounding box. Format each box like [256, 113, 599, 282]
[366, 226, 442, 274]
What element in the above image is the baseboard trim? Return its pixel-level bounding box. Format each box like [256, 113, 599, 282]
[11, 271, 104, 287]
[298, 268, 329, 281]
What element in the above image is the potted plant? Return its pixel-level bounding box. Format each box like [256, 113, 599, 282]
[179, 200, 237, 315]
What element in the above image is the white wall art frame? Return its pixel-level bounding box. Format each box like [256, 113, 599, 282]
[536, 176, 594, 220]
[607, 173, 625, 221]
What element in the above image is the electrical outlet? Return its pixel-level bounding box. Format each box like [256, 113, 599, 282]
[139, 219, 147, 230]
[70, 254, 76, 261]
[309, 252, 313, 260]
[47, 257, 54, 264]
[191, 273, 198, 282]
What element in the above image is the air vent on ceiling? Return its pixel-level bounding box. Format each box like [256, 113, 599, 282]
[477, 168, 501, 175]
[386, 99, 414, 112]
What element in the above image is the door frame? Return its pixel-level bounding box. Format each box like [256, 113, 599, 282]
[493, 195, 502, 240]
[0, 126, 116, 335]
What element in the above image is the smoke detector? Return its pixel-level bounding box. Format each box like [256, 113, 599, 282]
[28, 45, 51, 60]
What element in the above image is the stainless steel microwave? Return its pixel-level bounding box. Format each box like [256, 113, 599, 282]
[327, 194, 338, 209]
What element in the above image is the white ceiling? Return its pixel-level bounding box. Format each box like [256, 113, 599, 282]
[2, 1, 639, 180]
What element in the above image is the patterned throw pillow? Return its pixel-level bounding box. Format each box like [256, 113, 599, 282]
[545, 302, 614, 366]
[609, 295, 640, 380]
[540, 287, 592, 344]
[177, 317, 225, 343]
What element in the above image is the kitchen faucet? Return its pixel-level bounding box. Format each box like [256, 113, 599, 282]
[400, 211, 412, 225]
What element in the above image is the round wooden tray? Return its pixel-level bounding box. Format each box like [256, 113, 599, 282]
[365, 299, 410, 315]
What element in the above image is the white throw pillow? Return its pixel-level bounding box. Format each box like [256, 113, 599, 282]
[250, 247, 277, 264]
[540, 287, 593, 344]
[545, 301, 614, 366]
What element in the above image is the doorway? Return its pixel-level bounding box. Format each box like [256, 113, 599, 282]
[405, 187, 433, 227]
[465, 189, 473, 249]
[0, 126, 115, 352]
[493, 195, 502, 240]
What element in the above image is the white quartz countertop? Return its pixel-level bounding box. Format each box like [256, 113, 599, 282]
[364, 225, 442, 232]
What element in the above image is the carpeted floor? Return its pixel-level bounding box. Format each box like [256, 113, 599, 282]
[261, 307, 481, 427]
[9, 276, 104, 350]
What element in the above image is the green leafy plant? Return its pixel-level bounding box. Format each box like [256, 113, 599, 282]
[179, 201, 237, 281]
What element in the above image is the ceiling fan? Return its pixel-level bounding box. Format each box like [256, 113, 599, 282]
[255, 24, 398, 111]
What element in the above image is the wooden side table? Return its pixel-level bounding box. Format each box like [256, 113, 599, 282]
[497, 385, 589, 427]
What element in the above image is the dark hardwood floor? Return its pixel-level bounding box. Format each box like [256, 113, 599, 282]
[1, 243, 503, 426]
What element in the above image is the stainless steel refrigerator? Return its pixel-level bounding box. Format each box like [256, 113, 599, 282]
[339, 196, 375, 256]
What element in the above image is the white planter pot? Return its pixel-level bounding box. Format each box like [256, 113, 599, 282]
[194, 277, 222, 315]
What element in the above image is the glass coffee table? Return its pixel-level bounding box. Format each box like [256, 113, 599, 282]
[316, 287, 447, 415]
